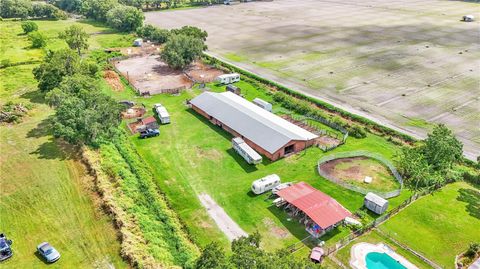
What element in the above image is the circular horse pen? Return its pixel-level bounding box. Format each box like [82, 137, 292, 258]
[317, 151, 403, 198]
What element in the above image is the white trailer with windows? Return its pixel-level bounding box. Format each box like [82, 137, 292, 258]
[232, 137, 262, 164]
[216, 73, 240, 84]
[251, 174, 281, 195]
[252, 98, 272, 112]
[154, 104, 170, 124]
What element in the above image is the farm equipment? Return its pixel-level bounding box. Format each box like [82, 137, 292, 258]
[0, 233, 13, 262]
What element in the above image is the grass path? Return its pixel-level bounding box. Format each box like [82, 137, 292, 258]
[0, 105, 127, 268]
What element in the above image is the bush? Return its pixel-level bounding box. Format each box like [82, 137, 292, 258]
[31, 3, 67, 20]
[137, 24, 171, 44]
[28, 31, 47, 48]
[106, 5, 144, 32]
[21, 21, 38, 34]
[0, 0, 32, 19]
[465, 243, 480, 258]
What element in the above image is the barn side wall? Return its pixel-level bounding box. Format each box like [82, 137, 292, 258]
[191, 104, 315, 161]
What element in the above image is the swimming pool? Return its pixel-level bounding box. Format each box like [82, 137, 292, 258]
[366, 252, 407, 269]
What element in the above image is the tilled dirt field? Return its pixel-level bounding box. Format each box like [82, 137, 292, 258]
[145, 0, 480, 159]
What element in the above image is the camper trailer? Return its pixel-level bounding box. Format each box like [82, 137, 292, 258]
[154, 104, 170, 124]
[252, 98, 272, 112]
[251, 174, 281, 195]
[232, 137, 262, 164]
[216, 73, 240, 84]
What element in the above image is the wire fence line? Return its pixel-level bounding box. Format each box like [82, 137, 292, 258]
[317, 150, 403, 198]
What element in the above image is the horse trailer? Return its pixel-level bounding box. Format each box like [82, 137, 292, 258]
[232, 137, 262, 164]
[154, 104, 170, 124]
[252, 98, 272, 112]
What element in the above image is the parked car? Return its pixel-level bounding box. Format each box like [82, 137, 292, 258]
[36, 242, 60, 263]
[139, 128, 160, 139]
[271, 182, 293, 195]
[0, 234, 13, 262]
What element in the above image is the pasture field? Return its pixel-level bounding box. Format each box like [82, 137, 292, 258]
[0, 19, 130, 268]
[102, 76, 412, 251]
[377, 181, 480, 268]
[145, 0, 480, 160]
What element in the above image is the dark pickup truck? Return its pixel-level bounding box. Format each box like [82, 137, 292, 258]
[139, 128, 160, 139]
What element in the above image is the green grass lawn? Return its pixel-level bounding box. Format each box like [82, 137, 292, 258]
[0, 19, 134, 64]
[102, 74, 410, 252]
[0, 19, 131, 268]
[377, 181, 480, 268]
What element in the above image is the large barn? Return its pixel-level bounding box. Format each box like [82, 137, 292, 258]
[190, 91, 318, 161]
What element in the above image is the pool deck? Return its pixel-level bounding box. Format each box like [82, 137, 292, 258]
[350, 242, 419, 269]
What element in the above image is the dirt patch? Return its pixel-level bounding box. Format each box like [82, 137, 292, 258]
[195, 146, 223, 161]
[198, 193, 247, 241]
[108, 42, 161, 56]
[263, 218, 289, 239]
[114, 55, 193, 95]
[104, 70, 124, 92]
[185, 61, 224, 83]
[317, 135, 341, 147]
[320, 156, 395, 185]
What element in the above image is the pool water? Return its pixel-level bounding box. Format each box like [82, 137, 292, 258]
[366, 252, 407, 269]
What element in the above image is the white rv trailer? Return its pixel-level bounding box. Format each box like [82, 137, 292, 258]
[232, 137, 262, 164]
[154, 104, 170, 124]
[252, 98, 272, 112]
[251, 174, 281, 195]
[216, 73, 240, 84]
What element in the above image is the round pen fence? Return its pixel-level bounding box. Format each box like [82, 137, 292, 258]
[317, 150, 403, 199]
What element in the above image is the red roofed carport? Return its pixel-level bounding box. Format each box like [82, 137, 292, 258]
[277, 182, 351, 237]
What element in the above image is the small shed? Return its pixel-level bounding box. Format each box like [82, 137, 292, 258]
[364, 192, 388, 214]
[253, 98, 272, 112]
[226, 84, 241, 95]
[133, 38, 143, 47]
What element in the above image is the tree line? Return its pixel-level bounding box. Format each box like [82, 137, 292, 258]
[0, 0, 67, 20]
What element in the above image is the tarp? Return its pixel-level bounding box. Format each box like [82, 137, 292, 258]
[277, 182, 351, 229]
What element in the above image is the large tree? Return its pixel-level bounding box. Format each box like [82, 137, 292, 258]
[424, 124, 463, 171]
[106, 5, 144, 32]
[46, 75, 122, 146]
[161, 34, 205, 69]
[59, 25, 90, 55]
[81, 0, 119, 21]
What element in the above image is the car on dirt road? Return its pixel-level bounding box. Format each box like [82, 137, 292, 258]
[139, 128, 160, 139]
[36, 242, 60, 263]
[0, 234, 13, 262]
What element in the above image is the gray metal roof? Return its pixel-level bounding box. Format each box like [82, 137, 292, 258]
[365, 192, 388, 207]
[191, 92, 318, 154]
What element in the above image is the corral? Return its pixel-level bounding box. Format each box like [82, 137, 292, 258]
[145, 0, 480, 160]
[114, 55, 193, 95]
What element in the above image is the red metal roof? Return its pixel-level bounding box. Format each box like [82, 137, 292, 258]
[277, 182, 351, 229]
[142, 116, 157, 125]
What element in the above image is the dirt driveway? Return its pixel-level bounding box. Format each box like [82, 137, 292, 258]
[198, 193, 247, 241]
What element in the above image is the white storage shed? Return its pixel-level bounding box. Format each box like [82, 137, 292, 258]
[216, 73, 240, 84]
[364, 192, 388, 214]
[251, 174, 281, 195]
[232, 137, 262, 164]
[252, 98, 272, 112]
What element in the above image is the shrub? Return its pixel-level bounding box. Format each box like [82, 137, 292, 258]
[137, 24, 171, 44]
[28, 31, 47, 48]
[21, 21, 38, 34]
[465, 243, 480, 258]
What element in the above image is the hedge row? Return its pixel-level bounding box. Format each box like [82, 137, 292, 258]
[84, 135, 199, 268]
[202, 54, 417, 143]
